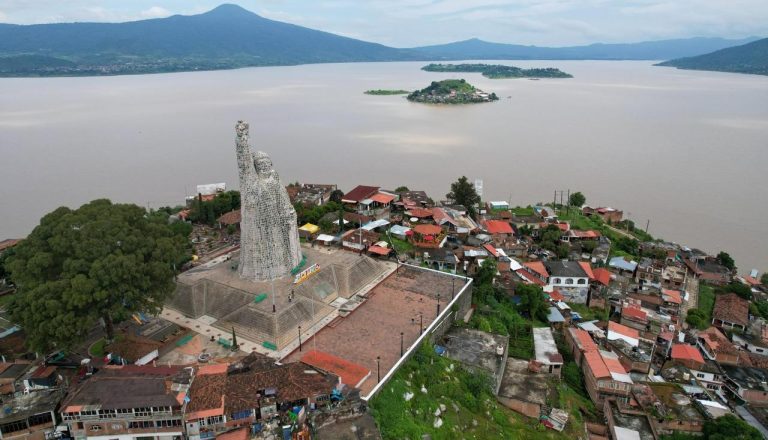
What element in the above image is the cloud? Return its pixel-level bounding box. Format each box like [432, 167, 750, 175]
[140, 6, 171, 19]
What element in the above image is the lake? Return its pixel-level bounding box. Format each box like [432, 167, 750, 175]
[1, 60, 766, 271]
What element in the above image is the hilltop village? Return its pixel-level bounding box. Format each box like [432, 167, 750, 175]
[1, 140, 767, 440]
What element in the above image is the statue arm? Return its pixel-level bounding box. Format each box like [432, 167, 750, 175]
[235, 121, 253, 183]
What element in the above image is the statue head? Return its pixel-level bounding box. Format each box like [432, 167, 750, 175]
[252, 151, 274, 176]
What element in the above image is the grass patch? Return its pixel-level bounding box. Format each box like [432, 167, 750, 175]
[567, 303, 609, 322]
[381, 235, 414, 254]
[89, 339, 107, 357]
[698, 284, 715, 316]
[511, 206, 535, 216]
[370, 342, 570, 440]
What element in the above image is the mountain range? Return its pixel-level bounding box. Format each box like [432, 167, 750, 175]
[657, 38, 768, 76]
[0, 4, 762, 77]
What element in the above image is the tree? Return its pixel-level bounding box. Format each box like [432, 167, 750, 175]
[7, 199, 188, 352]
[715, 281, 752, 300]
[394, 186, 410, 193]
[685, 308, 709, 330]
[762, 272, 768, 286]
[446, 176, 481, 218]
[716, 251, 736, 271]
[329, 189, 344, 204]
[569, 192, 585, 207]
[516, 283, 548, 322]
[474, 258, 497, 287]
[703, 414, 762, 440]
[556, 243, 570, 259]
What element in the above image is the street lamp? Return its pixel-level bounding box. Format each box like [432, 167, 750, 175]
[419, 313, 423, 335]
[400, 332, 404, 357]
[298, 325, 302, 352]
[436, 293, 441, 317]
[376, 356, 381, 383]
[451, 277, 455, 300]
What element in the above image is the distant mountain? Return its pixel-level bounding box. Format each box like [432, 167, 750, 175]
[412, 37, 761, 61]
[0, 4, 419, 76]
[657, 38, 768, 76]
[0, 4, 761, 77]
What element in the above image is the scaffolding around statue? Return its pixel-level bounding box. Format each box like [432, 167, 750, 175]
[235, 120, 302, 281]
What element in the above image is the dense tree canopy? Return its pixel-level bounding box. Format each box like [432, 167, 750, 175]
[446, 176, 481, 218]
[515, 283, 549, 322]
[7, 199, 189, 352]
[762, 272, 768, 286]
[703, 414, 762, 440]
[716, 251, 736, 271]
[394, 186, 410, 193]
[188, 190, 240, 225]
[569, 191, 586, 207]
[715, 281, 752, 300]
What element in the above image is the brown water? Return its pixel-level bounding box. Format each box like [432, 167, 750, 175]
[1, 61, 766, 271]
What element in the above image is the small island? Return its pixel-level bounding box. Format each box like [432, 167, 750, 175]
[364, 89, 411, 95]
[407, 79, 498, 104]
[422, 63, 573, 79]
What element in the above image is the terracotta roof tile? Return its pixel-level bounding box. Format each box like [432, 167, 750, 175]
[593, 268, 612, 286]
[342, 185, 379, 203]
[300, 350, 368, 388]
[485, 220, 514, 234]
[712, 293, 749, 327]
[671, 344, 705, 365]
[523, 261, 549, 279]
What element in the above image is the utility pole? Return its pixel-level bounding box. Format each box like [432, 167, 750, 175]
[566, 189, 570, 214]
[645, 219, 650, 234]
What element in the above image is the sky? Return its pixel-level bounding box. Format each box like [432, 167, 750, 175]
[0, 0, 766, 47]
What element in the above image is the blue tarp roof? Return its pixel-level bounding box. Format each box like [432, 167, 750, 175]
[547, 306, 565, 323]
[609, 256, 638, 272]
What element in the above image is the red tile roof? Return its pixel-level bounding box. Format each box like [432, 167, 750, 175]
[368, 245, 392, 256]
[197, 363, 229, 375]
[406, 208, 434, 218]
[515, 269, 546, 286]
[584, 351, 611, 379]
[485, 220, 514, 234]
[218, 209, 241, 225]
[671, 344, 705, 365]
[216, 428, 249, 440]
[370, 193, 395, 204]
[579, 262, 595, 280]
[572, 328, 599, 353]
[300, 350, 369, 388]
[662, 289, 683, 305]
[608, 321, 639, 340]
[712, 293, 749, 327]
[622, 306, 648, 323]
[523, 261, 549, 279]
[0, 239, 21, 253]
[742, 275, 761, 286]
[342, 185, 379, 203]
[413, 224, 442, 236]
[593, 268, 612, 286]
[483, 244, 499, 257]
[549, 290, 565, 302]
[570, 230, 601, 239]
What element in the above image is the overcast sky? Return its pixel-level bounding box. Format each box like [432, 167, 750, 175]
[0, 0, 766, 47]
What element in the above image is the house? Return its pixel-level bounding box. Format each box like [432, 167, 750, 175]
[299, 350, 370, 390]
[670, 343, 706, 370]
[289, 183, 337, 206]
[562, 229, 601, 242]
[483, 220, 514, 236]
[409, 224, 444, 249]
[620, 305, 649, 331]
[420, 248, 458, 273]
[683, 258, 732, 285]
[609, 257, 638, 274]
[217, 210, 241, 228]
[487, 201, 509, 211]
[564, 327, 599, 371]
[712, 293, 749, 331]
[544, 261, 592, 303]
[607, 321, 640, 348]
[186, 183, 226, 204]
[582, 206, 623, 223]
[395, 190, 433, 208]
[0, 389, 64, 440]
[697, 327, 739, 366]
[341, 229, 380, 252]
[184, 355, 337, 440]
[583, 350, 633, 405]
[341, 185, 379, 205]
[533, 328, 563, 377]
[496, 359, 550, 418]
[722, 365, 768, 405]
[61, 365, 191, 440]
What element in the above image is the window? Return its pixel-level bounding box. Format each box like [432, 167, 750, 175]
[565, 279, 573, 285]
[128, 421, 154, 429]
[206, 416, 223, 425]
[28, 412, 53, 427]
[1, 421, 28, 434]
[696, 373, 705, 378]
[577, 279, 586, 285]
[553, 278, 561, 284]
[157, 420, 182, 428]
[89, 425, 102, 432]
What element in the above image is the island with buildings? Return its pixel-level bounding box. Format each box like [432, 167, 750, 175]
[0, 124, 767, 440]
[422, 63, 573, 78]
[407, 79, 499, 103]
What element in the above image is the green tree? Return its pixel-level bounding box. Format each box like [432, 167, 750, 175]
[394, 186, 410, 192]
[474, 258, 497, 287]
[762, 272, 768, 286]
[446, 176, 481, 218]
[685, 308, 710, 330]
[516, 283, 548, 322]
[7, 199, 188, 352]
[716, 251, 736, 271]
[0, 247, 14, 282]
[569, 191, 585, 207]
[715, 281, 752, 300]
[703, 414, 762, 440]
[556, 243, 570, 259]
[329, 189, 344, 204]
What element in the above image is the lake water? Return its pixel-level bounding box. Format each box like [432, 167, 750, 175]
[1, 60, 766, 271]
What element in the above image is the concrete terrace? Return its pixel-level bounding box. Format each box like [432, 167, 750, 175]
[283, 265, 469, 396]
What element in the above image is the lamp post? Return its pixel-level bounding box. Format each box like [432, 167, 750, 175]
[452, 277, 455, 300]
[400, 332, 404, 357]
[298, 325, 302, 352]
[436, 293, 441, 317]
[419, 313, 423, 335]
[376, 356, 381, 383]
